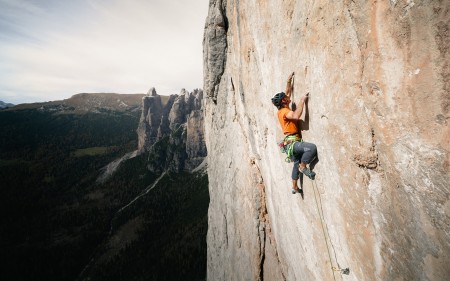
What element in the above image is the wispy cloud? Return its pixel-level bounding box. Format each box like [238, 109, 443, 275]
[0, 0, 44, 19]
[0, 0, 208, 104]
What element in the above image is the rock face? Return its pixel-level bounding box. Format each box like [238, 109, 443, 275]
[203, 1, 449, 281]
[137, 88, 206, 173]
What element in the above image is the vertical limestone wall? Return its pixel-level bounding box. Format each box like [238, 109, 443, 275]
[204, 0, 449, 280]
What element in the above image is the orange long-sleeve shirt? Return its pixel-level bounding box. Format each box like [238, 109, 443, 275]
[277, 108, 300, 135]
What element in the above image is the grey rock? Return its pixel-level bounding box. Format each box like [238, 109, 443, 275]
[203, 0, 228, 102]
[137, 88, 206, 173]
[137, 94, 163, 151]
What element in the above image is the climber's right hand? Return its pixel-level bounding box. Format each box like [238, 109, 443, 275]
[301, 93, 309, 102]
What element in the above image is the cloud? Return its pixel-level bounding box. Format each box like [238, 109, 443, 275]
[0, 0, 44, 18]
[0, 0, 208, 104]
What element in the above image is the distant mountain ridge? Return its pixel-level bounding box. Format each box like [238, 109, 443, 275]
[10, 93, 145, 113]
[0, 100, 14, 109]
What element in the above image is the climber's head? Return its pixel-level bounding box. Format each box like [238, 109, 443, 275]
[271, 92, 288, 109]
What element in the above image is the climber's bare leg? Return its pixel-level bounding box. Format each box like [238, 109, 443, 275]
[292, 180, 300, 190]
[299, 162, 307, 171]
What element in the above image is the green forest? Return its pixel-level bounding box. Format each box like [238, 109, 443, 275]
[0, 107, 208, 281]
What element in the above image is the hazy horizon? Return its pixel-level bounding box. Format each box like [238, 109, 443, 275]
[0, 0, 208, 104]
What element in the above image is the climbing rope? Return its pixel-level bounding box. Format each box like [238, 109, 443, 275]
[310, 179, 350, 279]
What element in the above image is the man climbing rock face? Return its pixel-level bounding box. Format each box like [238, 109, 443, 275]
[271, 72, 318, 194]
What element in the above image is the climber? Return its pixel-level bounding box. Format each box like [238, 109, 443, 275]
[271, 72, 317, 194]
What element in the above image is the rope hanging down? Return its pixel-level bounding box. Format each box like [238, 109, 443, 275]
[311, 180, 350, 279]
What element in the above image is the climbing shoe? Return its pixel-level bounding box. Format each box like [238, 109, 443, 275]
[292, 188, 301, 194]
[300, 168, 316, 180]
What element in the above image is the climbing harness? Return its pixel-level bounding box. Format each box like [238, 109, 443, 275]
[278, 134, 302, 162]
[310, 179, 350, 279]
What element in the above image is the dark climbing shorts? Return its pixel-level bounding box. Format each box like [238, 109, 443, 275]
[291, 141, 317, 180]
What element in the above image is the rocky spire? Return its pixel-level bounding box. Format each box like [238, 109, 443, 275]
[137, 88, 206, 173]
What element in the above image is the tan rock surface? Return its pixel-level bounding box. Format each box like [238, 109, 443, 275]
[204, 1, 449, 280]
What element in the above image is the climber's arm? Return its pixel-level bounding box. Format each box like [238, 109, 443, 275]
[286, 94, 308, 120]
[285, 72, 294, 98]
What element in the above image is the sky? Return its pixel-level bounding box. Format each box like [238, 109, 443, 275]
[0, 0, 209, 104]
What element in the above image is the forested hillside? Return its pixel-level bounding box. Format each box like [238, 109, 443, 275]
[0, 102, 208, 281]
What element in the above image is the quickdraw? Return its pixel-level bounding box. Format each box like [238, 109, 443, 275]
[277, 134, 302, 162]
